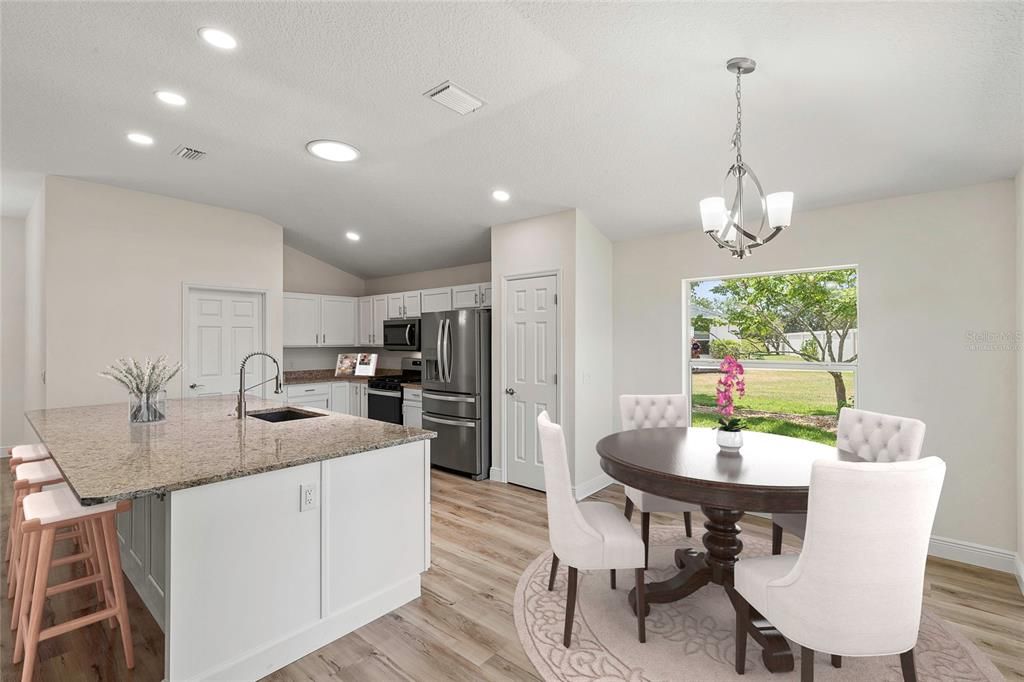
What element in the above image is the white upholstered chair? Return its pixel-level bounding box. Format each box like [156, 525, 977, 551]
[771, 407, 926, 555]
[735, 457, 945, 681]
[537, 411, 647, 647]
[619, 395, 699, 565]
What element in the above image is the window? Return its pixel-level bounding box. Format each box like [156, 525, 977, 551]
[686, 268, 858, 445]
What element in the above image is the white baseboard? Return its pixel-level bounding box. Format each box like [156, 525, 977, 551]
[927, 535, 1018, 575]
[193, 575, 420, 681]
[574, 472, 613, 500]
[489, 466, 505, 483]
[1014, 554, 1024, 596]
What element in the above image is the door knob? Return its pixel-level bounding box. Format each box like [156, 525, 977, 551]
[189, 383, 204, 389]
[505, 387, 516, 396]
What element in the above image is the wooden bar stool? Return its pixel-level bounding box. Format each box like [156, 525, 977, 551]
[13, 487, 134, 681]
[7, 460, 65, 599]
[5, 445, 51, 565]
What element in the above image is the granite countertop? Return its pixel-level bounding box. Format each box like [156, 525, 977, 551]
[26, 396, 435, 505]
[283, 369, 402, 385]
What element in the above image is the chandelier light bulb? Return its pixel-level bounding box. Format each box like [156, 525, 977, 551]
[766, 192, 794, 229]
[699, 197, 726, 233]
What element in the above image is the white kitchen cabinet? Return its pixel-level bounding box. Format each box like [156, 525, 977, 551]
[421, 287, 453, 313]
[387, 294, 404, 320]
[372, 296, 387, 346]
[283, 293, 321, 346]
[320, 296, 358, 346]
[349, 382, 368, 417]
[452, 283, 483, 309]
[357, 296, 389, 346]
[403, 291, 422, 318]
[285, 293, 357, 347]
[117, 494, 167, 628]
[402, 387, 422, 428]
[331, 382, 351, 415]
[479, 283, 492, 307]
[286, 383, 331, 410]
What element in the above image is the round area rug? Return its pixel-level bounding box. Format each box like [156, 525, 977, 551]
[514, 526, 1004, 681]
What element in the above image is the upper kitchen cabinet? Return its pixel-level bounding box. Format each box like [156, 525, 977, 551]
[284, 293, 357, 347]
[283, 293, 320, 346]
[479, 282, 492, 307]
[421, 287, 453, 313]
[451, 284, 481, 309]
[321, 296, 358, 346]
[358, 296, 388, 346]
[386, 291, 422, 319]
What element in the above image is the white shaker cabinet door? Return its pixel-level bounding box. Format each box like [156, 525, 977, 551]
[451, 284, 480, 309]
[372, 297, 388, 346]
[479, 283, 493, 308]
[420, 287, 453, 313]
[357, 297, 374, 345]
[284, 293, 321, 346]
[321, 296, 357, 346]
[331, 382, 351, 414]
[403, 291, 422, 318]
[387, 294, 404, 320]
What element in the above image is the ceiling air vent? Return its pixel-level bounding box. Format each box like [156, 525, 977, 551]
[424, 81, 484, 115]
[172, 145, 207, 161]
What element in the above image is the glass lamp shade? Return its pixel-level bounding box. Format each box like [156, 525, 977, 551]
[699, 197, 727, 233]
[766, 191, 794, 228]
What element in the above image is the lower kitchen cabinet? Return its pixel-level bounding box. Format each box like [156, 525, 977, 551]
[285, 383, 331, 410]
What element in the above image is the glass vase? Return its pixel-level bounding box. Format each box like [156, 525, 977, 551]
[129, 390, 167, 424]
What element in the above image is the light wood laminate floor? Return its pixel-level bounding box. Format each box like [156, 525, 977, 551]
[2, 468, 1022, 680]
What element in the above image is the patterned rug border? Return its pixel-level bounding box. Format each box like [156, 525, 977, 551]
[513, 526, 1005, 682]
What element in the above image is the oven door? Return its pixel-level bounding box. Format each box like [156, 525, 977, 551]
[366, 388, 402, 424]
[383, 320, 420, 350]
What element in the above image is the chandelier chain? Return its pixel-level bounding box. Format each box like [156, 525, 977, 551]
[733, 71, 743, 165]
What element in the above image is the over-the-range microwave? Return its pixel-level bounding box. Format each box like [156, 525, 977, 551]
[382, 318, 420, 351]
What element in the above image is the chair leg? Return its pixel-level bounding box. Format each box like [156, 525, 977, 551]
[635, 568, 646, 643]
[831, 655, 841, 668]
[801, 646, 814, 682]
[548, 553, 560, 591]
[899, 649, 917, 682]
[735, 592, 749, 674]
[610, 569, 616, 589]
[624, 497, 634, 522]
[563, 566, 578, 648]
[683, 511, 692, 538]
[772, 523, 783, 555]
[641, 512, 650, 569]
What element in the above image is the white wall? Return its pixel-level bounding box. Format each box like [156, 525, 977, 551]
[1017, 167, 1024, 581]
[41, 177, 284, 408]
[490, 209, 578, 481]
[573, 212, 614, 493]
[615, 180, 1017, 554]
[23, 187, 46, 420]
[283, 245, 365, 297]
[2, 217, 26, 447]
[364, 261, 491, 296]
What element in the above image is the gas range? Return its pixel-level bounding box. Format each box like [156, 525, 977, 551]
[367, 358, 422, 391]
[366, 358, 422, 425]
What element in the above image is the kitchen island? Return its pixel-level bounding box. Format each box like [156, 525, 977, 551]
[26, 396, 435, 681]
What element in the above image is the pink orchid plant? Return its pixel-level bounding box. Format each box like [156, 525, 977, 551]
[716, 355, 746, 432]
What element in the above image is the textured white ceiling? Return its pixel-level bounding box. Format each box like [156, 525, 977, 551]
[2, 2, 1022, 277]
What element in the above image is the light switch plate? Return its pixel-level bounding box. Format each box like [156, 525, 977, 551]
[300, 483, 318, 512]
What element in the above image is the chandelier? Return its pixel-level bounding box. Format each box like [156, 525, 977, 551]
[699, 58, 794, 259]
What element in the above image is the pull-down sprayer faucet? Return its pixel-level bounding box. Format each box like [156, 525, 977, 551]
[237, 352, 284, 419]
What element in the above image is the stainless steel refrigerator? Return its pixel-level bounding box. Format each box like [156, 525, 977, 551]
[421, 309, 491, 480]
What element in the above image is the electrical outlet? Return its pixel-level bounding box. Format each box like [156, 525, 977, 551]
[300, 483, 318, 512]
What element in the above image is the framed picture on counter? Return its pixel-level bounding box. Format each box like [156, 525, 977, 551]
[355, 353, 378, 376]
[335, 354, 357, 377]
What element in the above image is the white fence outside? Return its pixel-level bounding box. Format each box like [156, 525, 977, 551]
[703, 325, 858, 362]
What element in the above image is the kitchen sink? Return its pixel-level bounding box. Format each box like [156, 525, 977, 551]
[247, 407, 326, 423]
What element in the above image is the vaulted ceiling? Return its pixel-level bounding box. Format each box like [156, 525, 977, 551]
[3, 2, 1022, 277]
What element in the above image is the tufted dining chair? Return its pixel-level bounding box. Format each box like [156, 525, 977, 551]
[735, 457, 945, 681]
[537, 411, 647, 647]
[771, 407, 926, 555]
[619, 395, 700, 566]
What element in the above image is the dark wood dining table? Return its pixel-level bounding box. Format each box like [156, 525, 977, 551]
[597, 426, 854, 673]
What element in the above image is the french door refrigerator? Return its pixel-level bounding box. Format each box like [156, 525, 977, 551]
[421, 309, 491, 480]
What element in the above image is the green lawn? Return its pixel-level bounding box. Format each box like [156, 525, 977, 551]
[692, 412, 836, 445]
[691, 367, 854, 416]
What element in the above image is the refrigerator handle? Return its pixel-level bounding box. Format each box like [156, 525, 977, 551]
[436, 317, 446, 382]
[444, 318, 453, 384]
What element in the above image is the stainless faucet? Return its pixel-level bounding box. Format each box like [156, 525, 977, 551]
[237, 352, 284, 419]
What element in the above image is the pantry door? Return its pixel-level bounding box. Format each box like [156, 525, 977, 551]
[185, 287, 267, 398]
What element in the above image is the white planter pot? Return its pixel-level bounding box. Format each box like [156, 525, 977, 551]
[716, 428, 743, 452]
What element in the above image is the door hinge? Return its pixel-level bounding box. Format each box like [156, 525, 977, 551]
[553, 372, 558, 385]
[554, 293, 558, 305]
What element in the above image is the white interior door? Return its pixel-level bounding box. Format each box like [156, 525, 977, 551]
[186, 288, 265, 397]
[504, 275, 558, 491]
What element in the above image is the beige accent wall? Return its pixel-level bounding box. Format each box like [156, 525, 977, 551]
[2, 217, 26, 446]
[614, 180, 1017, 553]
[364, 261, 491, 296]
[40, 177, 284, 409]
[283, 245, 364, 297]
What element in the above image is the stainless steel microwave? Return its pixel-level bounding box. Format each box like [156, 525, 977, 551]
[382, 318, 420, 351]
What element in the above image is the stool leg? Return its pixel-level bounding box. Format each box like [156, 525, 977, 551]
[7, 490, 24, 597]
[80, 521, 105, 607]
[11, 529, 33, 630]
[20, 527, 54, 682]
[90, 518, 117, 628]
[13, 530, 39, 663]
[102, 514, 135, 669]
[4, 487, 16, 564]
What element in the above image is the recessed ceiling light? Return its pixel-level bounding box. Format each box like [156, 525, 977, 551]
[198, 27, 237, 50]
[155, 90, 187, 107]
[306, 140, 360, 163]
[126, 132, 154, 146]
[345, 231, 361, 241]
[492, 189, 511, 202]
